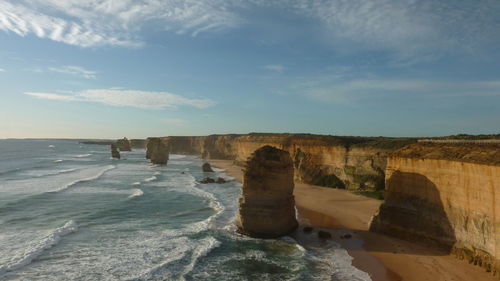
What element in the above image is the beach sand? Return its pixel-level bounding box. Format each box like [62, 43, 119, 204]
[210, 159, 497, 281]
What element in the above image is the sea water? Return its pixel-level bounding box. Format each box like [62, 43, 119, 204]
[0, 139, 371, 281]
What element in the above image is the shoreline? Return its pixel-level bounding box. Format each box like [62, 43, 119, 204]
[210, 159, 497, 281]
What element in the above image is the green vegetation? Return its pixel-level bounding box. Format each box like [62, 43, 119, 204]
[353, 190, 384, 200]
[312, 174, 346, 189]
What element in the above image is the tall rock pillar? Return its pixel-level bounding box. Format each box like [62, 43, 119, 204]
[145, 138, 169, 165]
[236, 145, 298, 238]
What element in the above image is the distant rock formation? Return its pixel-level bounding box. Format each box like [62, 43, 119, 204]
[116, 137, 132, 151]
[146, 138, 169, 165]
[202, 162, 214, 172]
[111, 144, 120, 159]
[236, 145, 298, 238]
[199, 177, 227, 184]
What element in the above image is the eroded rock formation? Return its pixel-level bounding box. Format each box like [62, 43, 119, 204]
[160, 134, 415, 192]
[202, 163, 214, 172]
[116, 137, 132, 151]
[111, 144, 120, 159]
[236, 145, 298, 238]
[145, 137, 169, 165]
[370, 143, 500, 275]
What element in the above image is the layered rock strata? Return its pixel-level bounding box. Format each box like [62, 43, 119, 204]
[370, 143, 500, 275]
[115, 137, 132, 151]
[161, 134, 415, 191]
[236, 145, 298, 238]
[145, 137, 169, 165]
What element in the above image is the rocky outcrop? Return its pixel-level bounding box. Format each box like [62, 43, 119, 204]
[158, 134, 415, 192]
[236, 146, 298, 238]
[111, 144, 120, 159]
[202, 163, 214, 172]
[145, 137, 169, 165]
[116, 137, 132, 151]
[130, 139, 146, 149]
[370, 143, 500, 275]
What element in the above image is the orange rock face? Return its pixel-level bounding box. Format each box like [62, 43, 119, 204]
[145, 137, 169, 165]
[236, 145, 298, 238]
[370, 143, 500, 275]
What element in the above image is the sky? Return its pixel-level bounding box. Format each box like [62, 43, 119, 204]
[0, 0, 499, 139]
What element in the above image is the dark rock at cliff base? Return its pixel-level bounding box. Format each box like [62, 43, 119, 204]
[111, 144, 120, 159]
[116, 137, 132, 151]
[146, 138, 169, 165]
[236, 145, 298, 238]
[303, 226, 313, 233]
[202, 163, 214, 172]
[340, 233, 352, 239]
[200, 177, 215, 184]
[318, 231, 332, 239]
[199, 177, 227, 184]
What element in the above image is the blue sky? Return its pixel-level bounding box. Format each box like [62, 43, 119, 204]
[0, 0, 499, 138]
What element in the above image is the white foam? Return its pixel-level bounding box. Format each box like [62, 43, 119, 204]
[53, 159, 63, 163]
[132, 182, 141, 186]
[128, 188, 144, 199]
[0, 220, 77, 276]
[169, 154, 187, 160]
[180, 237, 221, 280]
[48, 165, 115, 193]
[143, 176, 157, 182]
[48, 145, 55, 148]
[75, 154, 92, 158]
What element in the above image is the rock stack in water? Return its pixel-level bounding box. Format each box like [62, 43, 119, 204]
[236, 145, 298, 238]
[146, 138, 169, 165]
[202, 162, 214, 172]
[116, 137, 132, 151]
[111, 144, 120, 159]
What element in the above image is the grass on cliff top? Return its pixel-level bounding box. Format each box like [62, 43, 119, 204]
[353, 190, 384, 200]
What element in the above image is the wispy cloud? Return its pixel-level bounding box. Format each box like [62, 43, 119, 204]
[0, 0, 241, 48]
[25, 89, 215, 109]
[48, 66, 97, 79]
[294, 78, 500, 104]
[0, 68, 5, 72]
[263, 64, 285, 72]
[294, 0, 500, 62]
[162, 118, 188, 126]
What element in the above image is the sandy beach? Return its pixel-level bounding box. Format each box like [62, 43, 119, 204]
[210, 159, 497, 281]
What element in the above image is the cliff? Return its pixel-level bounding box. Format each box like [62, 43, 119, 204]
[159, 133, 415, 191]
[236, 146, 298, 238]
[130, 139, 146, 149]
[370, 143, 500, 275]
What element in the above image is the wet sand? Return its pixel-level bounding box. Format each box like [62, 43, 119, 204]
[210, 159, 497, 281]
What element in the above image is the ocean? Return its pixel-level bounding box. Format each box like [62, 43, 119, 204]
[0, 139, 371, 281]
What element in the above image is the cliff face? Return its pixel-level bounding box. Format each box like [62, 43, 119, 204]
[370, 143, 500, 274]
[236, 146, 298, 238]
[161, 134, 413, 190]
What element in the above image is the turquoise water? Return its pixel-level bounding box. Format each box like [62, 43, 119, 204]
[0, 140, 371, 281]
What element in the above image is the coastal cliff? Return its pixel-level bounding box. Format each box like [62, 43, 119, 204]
[370, 143, 500, 275]
[159, 133, 414, 192]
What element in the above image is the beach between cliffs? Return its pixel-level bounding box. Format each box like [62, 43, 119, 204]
[210, 159, 497, 281]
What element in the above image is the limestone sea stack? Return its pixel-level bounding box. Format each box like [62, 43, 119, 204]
[146, 138, 169, 165]
[116, 137, 132, 151]
[202, 162, 214, 172]
[236, 145, 298, 238]
[111, 144, 120, 159]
